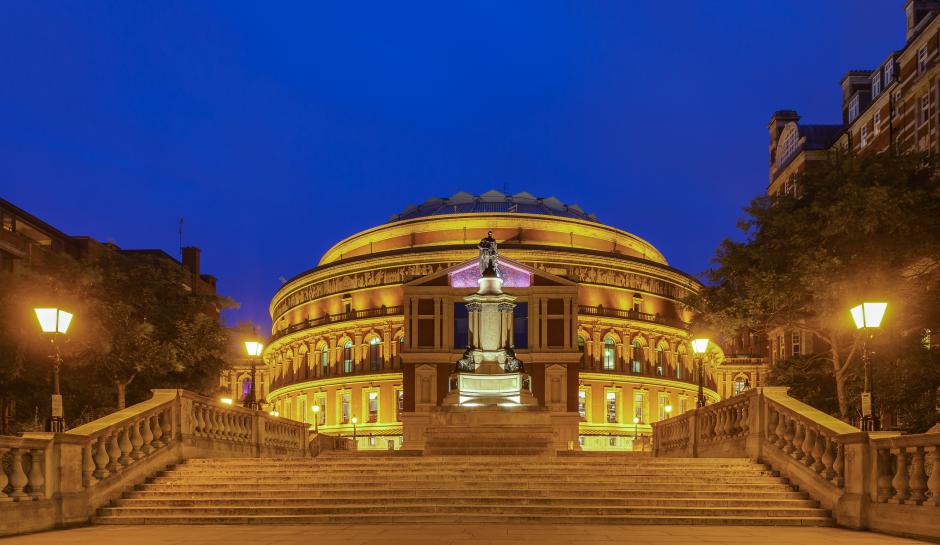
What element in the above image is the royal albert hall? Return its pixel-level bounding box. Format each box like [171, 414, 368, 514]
[263, 191, 720, 451]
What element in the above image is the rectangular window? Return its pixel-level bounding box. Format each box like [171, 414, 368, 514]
[848, 96, 860, 123]
[298, 395, 307, 423]
[921, 95, 930, 125]
[874, 112, 881, 135]
[368, 391, 379, 423]
[919, 45, 928, 74]
[633, 391, 646, 423]
[368, 436, 376, 447]
[792, 331, 801, 356]
[860, 126, 868, 148]
[777, 335, 785, 360]
[317, 396, 327, 425]
[872, 73, 881, 98]
[396, 389, 404, 421]
[341, 392, 350, 424]
[895, 91, 903, 116]
[453, 303, 469, 348]
[658, 393, 670, 421]
[606, 391, 618, 423]
[885, 61, 894, 82]
[513, 302, 528, 349]
[578, 389, 587, 420]
[679, 397, 687, 415]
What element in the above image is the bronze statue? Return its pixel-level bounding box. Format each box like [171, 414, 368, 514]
[478, 230, 500, 277]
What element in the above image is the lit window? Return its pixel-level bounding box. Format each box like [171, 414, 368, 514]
[632, 294, 643, 313]
[919, 45, 928, 74]
[578, 389, 587, 420]
[321, 346, 330, 376]
[872, 73, 881, 98]
[792, 331, 801, 356]
[655, 343, 667, 376]
[631, 340, 643, 373]
[369, 337, 381, 371]
[778, 335, 785, 360]
[923, 329, 933, 350]
[633, 391, 646, 423]
[848, 96, 860, 123]
[343, 341, 353, 373]
[577, 335, 586, 369]
[608, 436, 617, 447]
[396, 390, 404, 420]
[679, 397, 687, 415]
[341, 392, 350, 424]
[675, 350, 684, 379]
[368, 391, 379, 423]
[657, 393, 670, 421]
[317, 396, 326, 425]
[368, 436, 376, 447]
[603, 337, 616, 370]
[606, 391, 618, 423]
[734, 377, 748, 396]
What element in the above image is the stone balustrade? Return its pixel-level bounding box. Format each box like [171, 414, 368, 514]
[0, 389, 309, 537]
[651, 386, 939, 541]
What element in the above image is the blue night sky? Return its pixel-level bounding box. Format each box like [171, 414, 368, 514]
[1, 2, 904, 329]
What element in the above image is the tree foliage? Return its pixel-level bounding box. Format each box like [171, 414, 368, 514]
[698, 151, 940, 424]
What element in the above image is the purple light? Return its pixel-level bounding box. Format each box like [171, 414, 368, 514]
[448, 259, 531, 288]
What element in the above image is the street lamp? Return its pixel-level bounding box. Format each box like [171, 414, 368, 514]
[351, 416, 358, 443]
[311, 404, 321, 434]
[851, 302, 887, 431]
[632, 416, 640, 442]
[664, 404, 672, 418]
[244, 340, 263, 410]
[34, 307, 73, 432]
[691, 338, 709, 408]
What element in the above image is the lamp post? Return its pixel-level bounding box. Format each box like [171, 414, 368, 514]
[851, 302, 887, 431]
[34, 308, 73, 432]
[244, 341, 264, 410]
[691, 338, 709, 408]
[664, 404, 672, 419]
[351, 416, 358, 443]
[311, 404, 321, 434]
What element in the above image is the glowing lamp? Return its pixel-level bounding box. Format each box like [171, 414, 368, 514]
[312, 405, 321, 413]
[245, 341, 263, 357]
[665, 404, 672, 414]
[34, 308, 73, 334]
[220, 398, 233, 405]
[851, 302, 887, 329]
[269, 410, 279, 417]
[691, 338, 709, 355]
[632, 417, 640, 424]
[351, 417, 358, 424]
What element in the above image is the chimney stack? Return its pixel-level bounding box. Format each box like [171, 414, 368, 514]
[906, 0, 940, 42]
[182, 246, 201, 279]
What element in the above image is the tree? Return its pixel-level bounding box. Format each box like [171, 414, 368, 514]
[698, 151, 940, 419]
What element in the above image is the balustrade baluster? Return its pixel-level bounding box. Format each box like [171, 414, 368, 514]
[8, 448, 29, 500]
[890, 448, 909, 503]
[767, 408, 778, 443]
[781, 417, 795, 453]
[106, 433, 122, 472]
[926, 446, 940, 507]
[93, 435, 110, 479]
[118, 426, 134, 466]
[140, 415, 154, 454]
[775, 413, 788, 450]
[738, 404, 749, 435]
[82, 441, 97, 487]
[876, 448, 893, 502]
[151, 412, 164, 447]
[820, 435, 835, 477]
[906, 447, 927, 504]
[130, 420, 145, 460]
[194, 406, 205, 435]
[28, 449, 45, 500]
[0, 448, 12, 501]
[791, 421, 805, 460]
[811, 431, 826, 473]
[801, 426, 816, 467]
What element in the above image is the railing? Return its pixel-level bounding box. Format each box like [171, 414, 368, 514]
[651, 387, 940, 540]
[270, 305, 404, 343]
[577, 304, 689, 330]
[0, 389, 309, 537]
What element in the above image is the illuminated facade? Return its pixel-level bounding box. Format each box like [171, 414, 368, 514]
[263, 191, 721, 450]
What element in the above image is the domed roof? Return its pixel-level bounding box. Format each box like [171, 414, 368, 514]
[388, 190, 598, 223]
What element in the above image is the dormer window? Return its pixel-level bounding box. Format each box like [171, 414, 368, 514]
[848, 96, 860, 123]
[872, 73, 881, 98]
[884, 62, 895, 83]
[919, 45, 929, 74]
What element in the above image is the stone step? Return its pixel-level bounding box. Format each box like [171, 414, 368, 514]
[137, 482, 796, 493]
[148, 472, 787, 483]
[126, 488, 810, 500]
[92, 513, 834, 526]
[114, 497, 820, 508]
[158, 468, 779, 478]
[98, 505, 831, 517]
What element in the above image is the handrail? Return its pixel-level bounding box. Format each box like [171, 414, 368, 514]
[577, 304, 690, 330]
[270, 305, 404, 343]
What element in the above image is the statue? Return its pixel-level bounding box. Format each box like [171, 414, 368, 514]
[478, 230, 500, 278]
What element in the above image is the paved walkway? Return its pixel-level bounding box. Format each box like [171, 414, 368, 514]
[0, 525, 929, 545]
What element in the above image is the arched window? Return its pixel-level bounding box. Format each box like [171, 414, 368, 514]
[369, 337, 381, 371]
[343, 341, 353, 373]
[676, 347, 686, 380]
[734, 376, 749, 396]
[655, 343, 667, 376]
[577, 336, 585, 369]
[603, 337, 616, 370]
[631, 340, 643, 373]
[320, 345, 330, 376]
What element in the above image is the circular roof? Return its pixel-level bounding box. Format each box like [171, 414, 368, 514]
[388, 190, 598, 223]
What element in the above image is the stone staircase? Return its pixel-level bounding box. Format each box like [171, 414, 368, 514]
[424, 423, 555, 455]
[93, 454, 833, 525]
